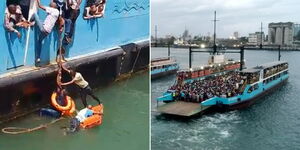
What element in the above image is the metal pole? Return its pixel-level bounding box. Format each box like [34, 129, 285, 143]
[168, 42, 170, 58]
[213, 11, 217, 55]
[278, 45, 281, 61]
[189, 46, 192, 69]
[240, 46, 244, 71]
[155, 25, 158, 47]
[260, 22, 263, 49]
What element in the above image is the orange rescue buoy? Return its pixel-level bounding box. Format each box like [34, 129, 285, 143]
[51, 92, 75, 116]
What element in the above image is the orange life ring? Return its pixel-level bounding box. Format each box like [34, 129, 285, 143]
[51, 92, 74, 112]
[62, 99, 76, 116]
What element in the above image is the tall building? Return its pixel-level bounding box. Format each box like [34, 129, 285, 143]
[294, 24, 300, 41]
[268, 22, 294, 45]
[233, 32, 239, 39]
[248, 32, 265, 45]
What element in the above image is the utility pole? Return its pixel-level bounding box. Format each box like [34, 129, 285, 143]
[260, 22, 263, 49]
[212, 11, 219, 55]
[155, 25, 158, 47]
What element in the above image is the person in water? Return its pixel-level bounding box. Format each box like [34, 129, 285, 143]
[55, 87, 68, 106]
[56, 69, 68, 106]
[67, 105, 103, 132]
[60, 67, 102, 107]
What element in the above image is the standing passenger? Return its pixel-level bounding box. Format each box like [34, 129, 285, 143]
[33, 0, 59, 63]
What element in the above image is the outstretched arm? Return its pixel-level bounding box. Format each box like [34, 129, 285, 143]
[62, 64, 71, 73]
[61, 79, 74, 86]
[57, 69, 62, 87]
[37, 0, 46, 11]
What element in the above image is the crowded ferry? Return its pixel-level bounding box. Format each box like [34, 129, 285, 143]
[157, 61, 288, 110]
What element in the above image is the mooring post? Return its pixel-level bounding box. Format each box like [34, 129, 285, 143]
[189, 46, 192, 69]
[240, 46, 244, 71]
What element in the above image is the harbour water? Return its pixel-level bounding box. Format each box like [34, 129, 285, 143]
[151, 47, 300, 150]
[0, 72, 149, 150]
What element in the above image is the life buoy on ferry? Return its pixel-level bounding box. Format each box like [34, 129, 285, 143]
[51, 92, 75, 116]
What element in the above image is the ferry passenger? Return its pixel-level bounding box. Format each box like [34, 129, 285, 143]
[19, 0, 30, 20]
[34, 0, 59, 63]
[63, 0, 82, 44]
[4, 4, 31, 38]
[60, 68, 102, 107]
[83, 0, 104, 19]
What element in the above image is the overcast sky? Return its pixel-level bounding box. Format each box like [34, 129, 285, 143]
[151, 0, 300, 38]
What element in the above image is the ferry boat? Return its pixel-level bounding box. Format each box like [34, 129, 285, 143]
[156, 61, 289, 116]
[151, 57, 179, 79]
[0, 0, 149, 122]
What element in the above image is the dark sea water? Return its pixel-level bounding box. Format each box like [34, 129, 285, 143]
[151, 47, 300, 150]
[0, 72, 149, 150]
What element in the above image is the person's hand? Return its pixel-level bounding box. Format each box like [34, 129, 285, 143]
[16, 22, 24, 27]
[16, 31, 21, 38]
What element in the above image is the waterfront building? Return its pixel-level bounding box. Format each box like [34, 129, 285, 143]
[268, 22, 294, 46]
[233, 32, 239, 39]
[248, 32, 265, 46]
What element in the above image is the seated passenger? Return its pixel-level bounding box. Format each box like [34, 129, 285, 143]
[4, 4, 32, 38]
[33, 0, 59, 63]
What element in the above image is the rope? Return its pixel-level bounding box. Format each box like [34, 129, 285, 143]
[130, 46, 142, 74]
[123, 46, 142, 86]
[2, 117, 64, 135]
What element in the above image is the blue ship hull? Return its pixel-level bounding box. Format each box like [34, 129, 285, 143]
[0, 0, 149, 122]
[0, 0, 149, 73]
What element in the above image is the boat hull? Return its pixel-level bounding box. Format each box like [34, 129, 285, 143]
[223, 78, 288, 110]
[0, 42, 149, 123]
[151, 68, 178, 80]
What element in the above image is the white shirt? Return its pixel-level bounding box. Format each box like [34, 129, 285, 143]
[76, 108, 93, 122]
[73, 72, 89, 88]
[43, 7, 59, 33]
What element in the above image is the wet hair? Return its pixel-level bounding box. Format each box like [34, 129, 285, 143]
[70, 69, 76, 77]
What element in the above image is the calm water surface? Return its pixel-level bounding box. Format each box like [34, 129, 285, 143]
[0, 72, 149, 150]
[151, 47, 300, 150]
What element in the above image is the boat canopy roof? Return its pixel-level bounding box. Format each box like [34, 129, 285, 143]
[240, 68, 261, 73]
[240, 61, 288, 73]
[260, 61, 288, 69]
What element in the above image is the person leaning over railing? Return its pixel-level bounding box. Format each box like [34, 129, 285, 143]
[4, 4, 33, 38]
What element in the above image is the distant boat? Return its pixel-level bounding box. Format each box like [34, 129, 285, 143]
[151, 57, 179, 80]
